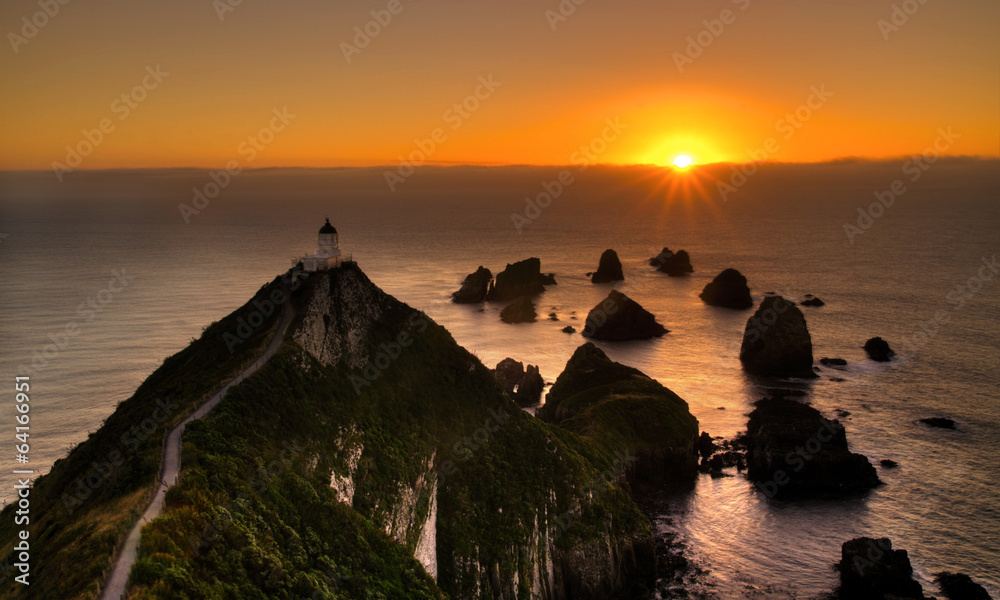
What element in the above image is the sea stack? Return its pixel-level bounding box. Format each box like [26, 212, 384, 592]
[451, 266, 493, 303]
[486, 257, 553, 301]
[582, 290, 668, 341]
[649, 247, 693, 276]
[739, 296, 816, 378]
[591, 249, 625, 283]
[838, 538, 925, 599]
[700, 268, 753, 309]
[746, 396, 880, 497]
[494, 359, 544, 406]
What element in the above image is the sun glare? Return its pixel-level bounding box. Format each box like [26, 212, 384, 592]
[672, 154, 694, 169]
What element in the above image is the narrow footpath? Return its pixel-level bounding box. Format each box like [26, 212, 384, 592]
[99, 302, 294, 600]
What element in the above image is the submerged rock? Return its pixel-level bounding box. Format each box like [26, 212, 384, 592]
[880, 459, 899, 469]
[739, 296, 817, 379]
[935, 572, 993, 600]
[919, 417, 957, 430]
[539, 342, 699, 484]
[562, 325, 577, 334]
[821, 357, 848, 367]
[801, 296, 825, 307]
[592, 249, 625, 283]
[746, 396, 879, 497]
[582, 290, 668, 341]
[838, 537, 925, 599]
[500, 296, 537, 323]
[864, 336, 896, 361]
[451, 266, 492, 303]
[649, 247, 693, 276]
[486, 257, 553, 301]
[700, 268, 753, 309]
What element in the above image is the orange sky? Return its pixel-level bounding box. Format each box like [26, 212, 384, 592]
[1, 0, 997, 170]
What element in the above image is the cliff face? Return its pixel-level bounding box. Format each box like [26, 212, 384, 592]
[115, 263, 657, 600]
[291, 264, 396, 369]
[289, 265, 653, 599]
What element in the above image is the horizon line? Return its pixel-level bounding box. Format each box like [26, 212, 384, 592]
[1, 154, 998, 176]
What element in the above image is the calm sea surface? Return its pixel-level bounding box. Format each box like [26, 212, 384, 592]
[1, 162, 998, 597]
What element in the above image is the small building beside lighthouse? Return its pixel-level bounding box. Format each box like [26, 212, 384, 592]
[295, 218, 348, 272]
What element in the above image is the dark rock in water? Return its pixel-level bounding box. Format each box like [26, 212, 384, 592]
[801, 296, 825, 307]
[541, 272, 557, 285]
[649, 247, 694, 276]
[583, 290, 668, 341]
[592, 249, 625, 283]
[739, 296, 817, 379]
[548, 312, 559, 321]
[935, 572, 993, 600]
[700, 268, 753, 309]
[493, 359, 544, 406]
[562, 325, 577, 334]
[880, 459, 899, 469]
[706, 450, 745, 470]
[495, 358, 524, 389]
[486, 258, 553, 301]
[821, 357, 848, 367]
[451, 266, 492, 303]
[517, 364, 544, 406]
[746, 396, 879, 497]
[698, 432, 716, 460]
[835, 409, 851, 418]
[838, 538, 925, 599]
[500, 296, 537, 323]
[648, 247, 670, 267]
[920, 417, 957, 430]
[539, 342, 700, 484]
[864, 336, 896, 361]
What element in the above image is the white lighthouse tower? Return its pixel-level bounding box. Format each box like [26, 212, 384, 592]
[317, 218, 339, 256]
[297, 218, 346, 272]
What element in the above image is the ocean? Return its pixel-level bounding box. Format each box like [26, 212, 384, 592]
[1, 161, 997, 598]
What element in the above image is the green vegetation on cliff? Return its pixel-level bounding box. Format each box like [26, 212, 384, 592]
[538, 343, 700, 484]
[2, 265, 658, 600]
[0, 275, 295, 600]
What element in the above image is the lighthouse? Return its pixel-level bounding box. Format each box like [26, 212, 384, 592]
[296, 218, 347, 272]
[317, 218, 339, 255]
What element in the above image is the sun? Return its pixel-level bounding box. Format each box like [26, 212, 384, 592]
[671, 154, 694, 169]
